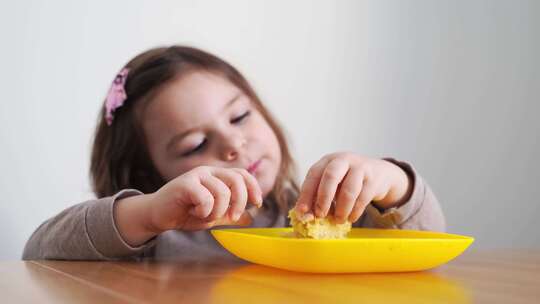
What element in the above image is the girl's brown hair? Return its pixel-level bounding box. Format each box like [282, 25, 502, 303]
[90, 46, 299, 214]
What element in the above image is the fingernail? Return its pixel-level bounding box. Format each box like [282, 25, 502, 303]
[233, 212, 241, 221]
[299, 212, 314, 222]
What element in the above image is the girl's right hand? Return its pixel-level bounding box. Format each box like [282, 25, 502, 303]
[114, 166, 262, 246]
[147, 166, 263, 232]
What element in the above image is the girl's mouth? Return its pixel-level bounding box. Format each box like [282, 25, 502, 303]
[247, 159, 262, 174]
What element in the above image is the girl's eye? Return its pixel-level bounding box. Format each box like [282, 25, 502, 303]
[231, 111, 250, 124]
[181, 139, 207, 157]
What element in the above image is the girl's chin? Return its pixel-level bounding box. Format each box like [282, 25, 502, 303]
[257, 171, 279, 199]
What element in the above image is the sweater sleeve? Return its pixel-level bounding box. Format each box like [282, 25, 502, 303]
[22, 189, 156, 260]
[355, 158, 446, 232]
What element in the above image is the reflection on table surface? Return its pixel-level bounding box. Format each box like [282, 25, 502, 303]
[211, 264, 470, 303]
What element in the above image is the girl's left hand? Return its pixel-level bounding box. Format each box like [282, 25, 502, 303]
[294, 152, 412, 223]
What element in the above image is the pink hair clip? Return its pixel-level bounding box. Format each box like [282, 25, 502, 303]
[105, 68, 129, 126]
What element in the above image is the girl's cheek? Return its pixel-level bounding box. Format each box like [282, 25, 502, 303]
[179, 160, 200, 173]
[250, 112, 268, 133]
[176, 156, 218, 175]
[166, 159, 198, 180]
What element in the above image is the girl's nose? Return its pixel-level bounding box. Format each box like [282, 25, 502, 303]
[221, 136, 247, 161]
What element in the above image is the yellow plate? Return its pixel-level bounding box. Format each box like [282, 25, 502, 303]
[211, 228, 474, 273]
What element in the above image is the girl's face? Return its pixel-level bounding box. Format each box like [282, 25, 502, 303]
[141, 71, 282, 197]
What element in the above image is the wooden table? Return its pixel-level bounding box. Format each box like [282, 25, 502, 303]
[1, 249, 539, 303]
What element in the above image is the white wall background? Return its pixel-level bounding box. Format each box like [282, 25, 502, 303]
[1, 0, 538, 260]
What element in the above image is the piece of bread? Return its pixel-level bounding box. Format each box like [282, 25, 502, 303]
[288, 209, 351, 239]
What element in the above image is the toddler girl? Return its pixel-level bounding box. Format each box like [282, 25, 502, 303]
[23, 46, 445, 261]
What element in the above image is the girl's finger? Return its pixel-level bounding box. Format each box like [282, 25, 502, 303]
[188, 181, 215, 219]
[199, 175, 231, 222]
[349, 178, 378, 222]
[295, 158, 329, 214]
[212, 169, 248, 221]
[214, 211, 253, 227]
[315, 158, 350, 218]
[232, 168, 263, 207]
[334, 169, 365, 223]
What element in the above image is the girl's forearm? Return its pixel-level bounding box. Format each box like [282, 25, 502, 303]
[114, 193, 159, 247]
